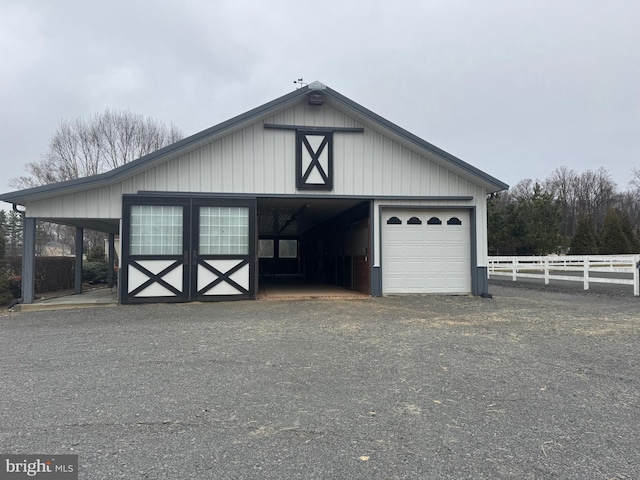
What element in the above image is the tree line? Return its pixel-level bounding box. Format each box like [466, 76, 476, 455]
[489, 166, 640, 255]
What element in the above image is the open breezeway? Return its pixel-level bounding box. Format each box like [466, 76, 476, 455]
[1, 285, 639, 479]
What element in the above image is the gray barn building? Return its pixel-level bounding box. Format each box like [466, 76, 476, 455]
[0, 82, 508, 304]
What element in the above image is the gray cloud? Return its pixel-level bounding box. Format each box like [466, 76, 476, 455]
[1, 0, 639, 200]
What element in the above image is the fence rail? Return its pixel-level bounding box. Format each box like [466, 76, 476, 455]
[488, 255, 640, 296]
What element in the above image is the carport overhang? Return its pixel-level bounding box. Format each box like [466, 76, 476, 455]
[14, 211, 120, 305]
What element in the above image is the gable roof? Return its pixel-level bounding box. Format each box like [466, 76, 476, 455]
[0, 82, 508, 205]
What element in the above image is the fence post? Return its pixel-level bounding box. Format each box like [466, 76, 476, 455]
[634, 255, 640, 297]
[512, 256, 517, 281]
[544, 256, 550, 285]
[583, 256, 589, 290]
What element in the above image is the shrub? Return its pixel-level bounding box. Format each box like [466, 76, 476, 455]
[87, 245, 106, 263]
[2, 256, 74, 294]
[8, 275, 21, 298]
[37, 257, 75, 292]
[82, 262, 108, 284]
[0, 276, 12, 306]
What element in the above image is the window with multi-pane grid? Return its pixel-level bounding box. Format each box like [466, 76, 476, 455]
[199, 207, 249, 255]
[129, 205, 183, 255]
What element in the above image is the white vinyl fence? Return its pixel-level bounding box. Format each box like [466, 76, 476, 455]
[488, 255, 640, 296]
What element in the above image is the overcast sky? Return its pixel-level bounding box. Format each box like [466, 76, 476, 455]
[1, 0, 639, 205]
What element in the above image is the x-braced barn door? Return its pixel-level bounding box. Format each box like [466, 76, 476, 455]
[191, 198, 255, 301]
[121, 196, 256, 304]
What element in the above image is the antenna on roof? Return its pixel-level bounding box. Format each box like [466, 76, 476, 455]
[293, 78, 307, 89]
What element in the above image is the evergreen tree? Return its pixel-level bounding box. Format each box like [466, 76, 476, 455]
[570, 215, 599, 254]
[619, 212, 640, 253]
[35, 221, 52, 256]
[600, 208, 629, 254]
[0, 210, 6, 257]
[5, 210, 22, 256]
[87, 245, 106, 263]
[488, 193, 518, 255]
[516, 183, 563, 255]
[488, 182, 564, 255]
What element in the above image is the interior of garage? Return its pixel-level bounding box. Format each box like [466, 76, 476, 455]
[256, 198, 371, 297]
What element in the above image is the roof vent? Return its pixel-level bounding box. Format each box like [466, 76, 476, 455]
[308, 92, 324, 106]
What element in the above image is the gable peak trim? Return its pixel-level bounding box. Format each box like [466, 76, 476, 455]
[308, 81, 326, 90]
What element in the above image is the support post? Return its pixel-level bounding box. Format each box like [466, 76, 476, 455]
[107, 233, 115, 288]
[75, 227, 83, 295]
[22, 217, 36, 304]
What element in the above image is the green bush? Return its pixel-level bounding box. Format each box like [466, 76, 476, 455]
[82, 262, 108, 284]
[8, 275, 21, 298]
[2, 256, 74, 294]
[87, 245, 106, 263]
[0, 276, 12, 306]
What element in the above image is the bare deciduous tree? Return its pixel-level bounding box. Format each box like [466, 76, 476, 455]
[545, 166, 578, 238]
[8, 109, 183, 253]
[10, 108, 182, 189]
[572, 168, 616, 232]
[508, 178, 535, 201]
[630, 167, 640, 192]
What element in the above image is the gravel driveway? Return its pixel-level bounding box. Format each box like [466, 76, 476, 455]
[1, 284, 638, 479]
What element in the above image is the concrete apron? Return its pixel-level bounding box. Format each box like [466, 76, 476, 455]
[13, 283, 368, 312]
[257, 282, 369, 300]
[15, 288, 119, 312]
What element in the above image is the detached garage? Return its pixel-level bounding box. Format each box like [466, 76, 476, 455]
[0, 81, 508, 304]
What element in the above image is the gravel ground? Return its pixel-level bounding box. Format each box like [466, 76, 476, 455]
[1, 284, 639, 479]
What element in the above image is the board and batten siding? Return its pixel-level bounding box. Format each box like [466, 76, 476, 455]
[26, 101, 489, 220]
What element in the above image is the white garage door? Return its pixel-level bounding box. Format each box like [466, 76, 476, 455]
[382, 209, 471, 294]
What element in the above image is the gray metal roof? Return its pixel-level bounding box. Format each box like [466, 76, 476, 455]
[0, 82, 508, 205]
